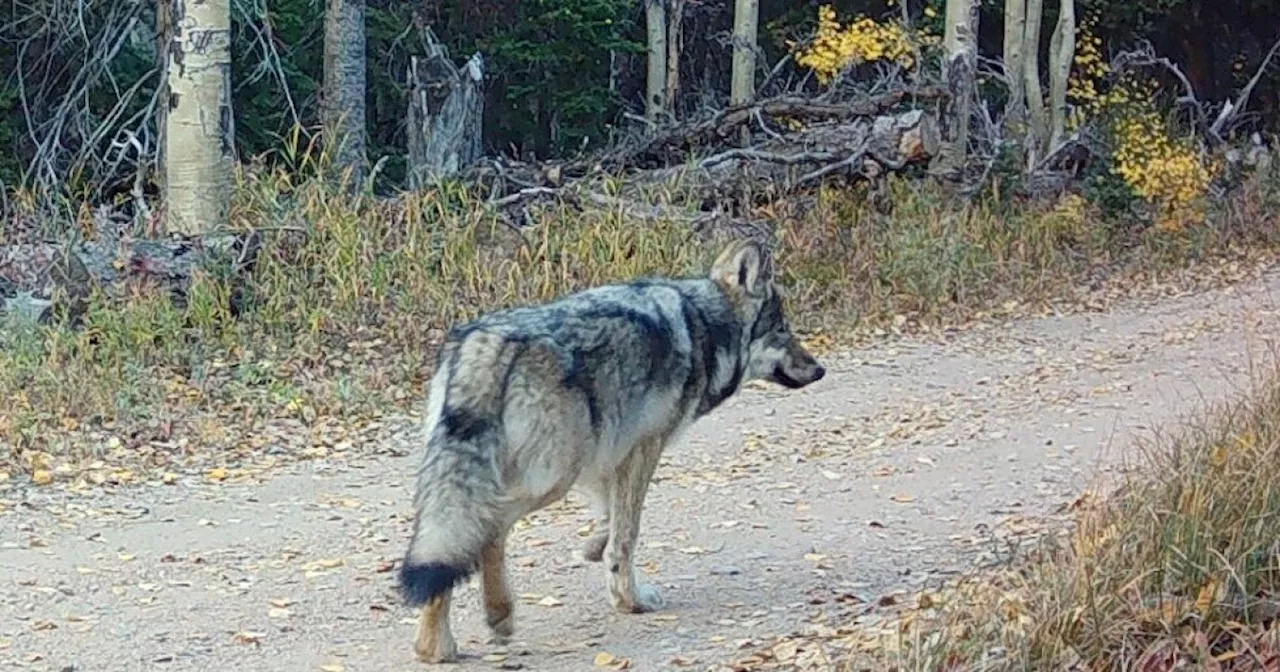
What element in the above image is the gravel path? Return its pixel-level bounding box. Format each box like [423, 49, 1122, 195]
[3, 272, 1280, 672]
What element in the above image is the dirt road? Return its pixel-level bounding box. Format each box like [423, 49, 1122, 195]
[3, 271, 1279, 672]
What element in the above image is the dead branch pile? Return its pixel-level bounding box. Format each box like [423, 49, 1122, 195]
[0, 86, 945, 323]
[462, 86, 947, 224]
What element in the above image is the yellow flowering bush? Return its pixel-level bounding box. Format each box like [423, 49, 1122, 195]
[1067, 16, 1110, 131]
[1067, 16, 1216, 231]
[790, 5, 932, 86]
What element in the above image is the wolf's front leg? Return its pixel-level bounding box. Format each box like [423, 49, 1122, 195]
[604, 440, 665, 613]
[579, 478, 611, 562]
[481, 535, 515, 644]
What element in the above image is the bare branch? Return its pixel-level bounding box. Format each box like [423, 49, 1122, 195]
[1210, 36, 1280, 138]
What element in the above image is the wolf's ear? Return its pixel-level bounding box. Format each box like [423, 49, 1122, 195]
[710, 240, 771, 295]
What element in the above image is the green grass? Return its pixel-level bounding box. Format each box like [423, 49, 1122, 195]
[2, 153, 1279, 477]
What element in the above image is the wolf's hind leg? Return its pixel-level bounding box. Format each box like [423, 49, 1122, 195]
[414, 587, 457, 663]
[481, 533, 515, 643]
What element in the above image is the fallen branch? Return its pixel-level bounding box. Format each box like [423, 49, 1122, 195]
[0, 208, 268, 323]
[606, 86, 948, 171]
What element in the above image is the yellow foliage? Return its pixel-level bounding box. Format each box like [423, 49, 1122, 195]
[1067, 15, 1215, 230]
[1110, 89, 1216, 230]
[790, 5, 933, 86]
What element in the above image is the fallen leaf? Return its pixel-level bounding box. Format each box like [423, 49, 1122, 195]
[594, 652, 631, 669]
[890, 493, 916, 503]
[320, 664, 344, 672]
[206, 468, 229, 482]
[31, 470, 53, 486]
[538, 596, 564, 607]
[232, 631, 265, 645]
[773, 640, 799, 661]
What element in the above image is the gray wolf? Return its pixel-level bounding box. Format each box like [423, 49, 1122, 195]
[398, 239, 826, 663]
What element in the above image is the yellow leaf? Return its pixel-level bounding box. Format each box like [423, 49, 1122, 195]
[207, 467, 229, 482]
[31, 470, 53, 486]
[594, 652, 630, 669]
[320, 664, 344, 672]
[1195, 580, 1219, 616]
[890, 493, 915, 503]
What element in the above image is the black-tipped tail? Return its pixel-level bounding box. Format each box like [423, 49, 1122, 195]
[399, 561, 472, 607]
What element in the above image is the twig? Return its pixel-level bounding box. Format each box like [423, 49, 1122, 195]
[795, 139, 871, 185]
[699, 148, 839, 170]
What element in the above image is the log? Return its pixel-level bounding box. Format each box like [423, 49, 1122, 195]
[630, 109, 940, 199]
[604, 86, 948, 171]
[0, 209, 262, 324]
[406, 29, 485, 189]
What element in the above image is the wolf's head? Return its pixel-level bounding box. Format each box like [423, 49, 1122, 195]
[710, 240, 826, 389]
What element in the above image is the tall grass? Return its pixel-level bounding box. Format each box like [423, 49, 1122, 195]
[866, 364, 1280, 671]
[2, 155, 1278, 469]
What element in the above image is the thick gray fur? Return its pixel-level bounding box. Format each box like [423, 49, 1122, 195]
[400, 239, 826, 663]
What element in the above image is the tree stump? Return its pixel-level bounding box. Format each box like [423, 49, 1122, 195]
[406, 29, 485, 188]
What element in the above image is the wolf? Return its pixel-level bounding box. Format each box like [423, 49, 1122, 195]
[398, 238, 826, 663]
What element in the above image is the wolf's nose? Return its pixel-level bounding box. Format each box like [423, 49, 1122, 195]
[813, 365, 826, 381]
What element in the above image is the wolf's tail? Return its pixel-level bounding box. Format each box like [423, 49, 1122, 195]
[398, 416, 506, 608]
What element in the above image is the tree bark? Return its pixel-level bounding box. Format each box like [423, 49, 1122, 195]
[1003, 0, 1027, 131]
[322, 0, 367, 189]
[934, 0, 979, 176]
[406, 30, 485, 188]
[729, 0, 759, 105]
[645, 0, 668, 121]
[162, 0, 234, 235]
[1047, 0, 1076, 152]
[1023, 0, 1048, 161]
[665, 0, 685, 117]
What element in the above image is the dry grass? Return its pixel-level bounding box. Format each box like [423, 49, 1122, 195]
[1, 153, 1279, 476]
[844, 365, 1280, 671]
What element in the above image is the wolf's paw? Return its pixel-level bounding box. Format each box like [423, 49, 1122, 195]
[486, 610, 514, 645]
[582, 531, 608, 562]
[635, 582, 665, 612]
[613, 581, 664, 613]
[414, 631, 458, 664]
